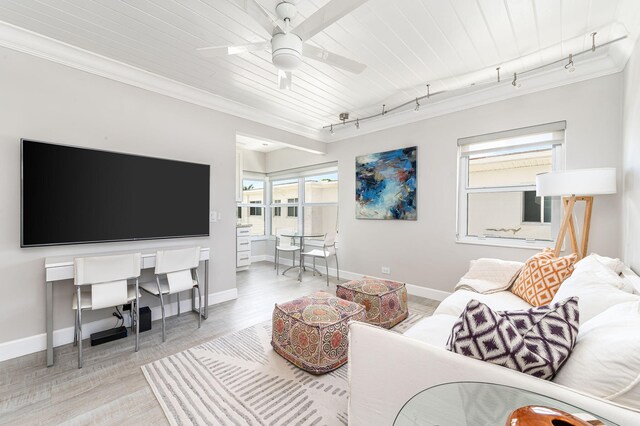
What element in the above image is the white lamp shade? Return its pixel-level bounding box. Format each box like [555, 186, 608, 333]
[536, 168, 617, 196]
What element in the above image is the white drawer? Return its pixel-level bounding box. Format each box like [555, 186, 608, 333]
[236, 227, 251, 237]
[236, 251, 251, 267]
[237, 236, 251, 251]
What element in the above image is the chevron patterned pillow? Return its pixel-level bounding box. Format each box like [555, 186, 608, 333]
[512, 249, 578, 306]
[447, 297, 579, 380]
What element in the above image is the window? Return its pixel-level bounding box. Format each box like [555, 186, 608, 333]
[237, 178, 265, 236]
[249, 201, 262, 216]
[457, 123, 565, 246]
[303, 172, 338, 238]
[287, 198, 299, 217]
[523, 191, 551, 223]
[271, 179, 299, 234]
[269, 167, 338, 238]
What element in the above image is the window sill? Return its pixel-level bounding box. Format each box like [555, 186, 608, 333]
[456, 237, 555, 251]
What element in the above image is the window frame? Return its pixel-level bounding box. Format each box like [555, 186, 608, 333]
[456, 124, 565, 249]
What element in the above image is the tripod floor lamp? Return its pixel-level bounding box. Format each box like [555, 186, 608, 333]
[536, 168, 616, 260]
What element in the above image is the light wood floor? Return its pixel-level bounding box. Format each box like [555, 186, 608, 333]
[0, 262, 439, 425]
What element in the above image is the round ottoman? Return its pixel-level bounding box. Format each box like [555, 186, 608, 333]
[336, 277, 408, 329]
[271, 291, 366, 375]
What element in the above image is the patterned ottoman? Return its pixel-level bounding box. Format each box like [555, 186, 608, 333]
[271, 291, 366, 375]
[336, 277, 408, 328]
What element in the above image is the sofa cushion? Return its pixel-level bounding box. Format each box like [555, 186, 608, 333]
[447, 297, 579, 380]
[552, 257, 640, 324]
[434, 289, 532, 317]
[403, 314, 459, 347]
[512, 249, 577, 306]
[553, 301, 640, 410]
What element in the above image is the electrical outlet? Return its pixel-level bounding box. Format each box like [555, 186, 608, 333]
[381, 266, 391, 274]
[210, 210, 216, 223]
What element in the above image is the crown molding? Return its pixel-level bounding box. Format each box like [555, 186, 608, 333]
[322, 54, 624, 142]
[0, 20, 628, 145]
[0, 20, 325, 141]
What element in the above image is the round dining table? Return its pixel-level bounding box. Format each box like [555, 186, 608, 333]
[280, 232, 325, 281]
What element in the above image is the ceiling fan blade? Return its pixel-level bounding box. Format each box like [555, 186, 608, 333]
[197, 41, 270, 57]
[230, 0, 282, 36]
[278, 70, 292, 90]
[302, 44, 366, 73]
[292, 0, 370, 41]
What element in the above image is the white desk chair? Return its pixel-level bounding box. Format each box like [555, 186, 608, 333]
[275, 228, 301, 276]
[301, 231, 339, 286]
[140, 247, 202, 342]
[73, 253, 142, 369]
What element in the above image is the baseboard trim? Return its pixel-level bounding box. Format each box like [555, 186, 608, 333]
[0, 287, 238, 362]
[263, 255, 451, 302]
[404, 284, 451, 301]
[251, 254, 271, 263]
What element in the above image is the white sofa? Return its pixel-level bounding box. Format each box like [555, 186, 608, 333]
[348, 255, 640, 425]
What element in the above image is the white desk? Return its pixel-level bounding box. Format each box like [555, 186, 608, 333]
[44, 246, 210, 367]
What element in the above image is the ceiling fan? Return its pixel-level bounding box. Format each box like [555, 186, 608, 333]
[197, 0, 370, 90]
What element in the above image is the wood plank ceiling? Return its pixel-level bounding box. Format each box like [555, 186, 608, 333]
[0, 0, 639, 133]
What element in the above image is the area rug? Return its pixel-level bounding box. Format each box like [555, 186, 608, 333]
[142, 312, 425, 426]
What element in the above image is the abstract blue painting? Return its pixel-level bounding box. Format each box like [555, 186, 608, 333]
[355, 147, 417, 220]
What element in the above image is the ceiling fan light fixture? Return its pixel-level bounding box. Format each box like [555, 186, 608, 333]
[272, 33, 303, 71]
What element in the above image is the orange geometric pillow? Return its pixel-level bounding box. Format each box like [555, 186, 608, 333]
[511, 249, 578, 306]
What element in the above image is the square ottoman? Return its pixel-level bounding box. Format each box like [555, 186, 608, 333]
[336, 277, 408, 328]
[271, 291, 366, 375]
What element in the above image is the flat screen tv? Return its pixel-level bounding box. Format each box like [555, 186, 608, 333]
[21, 139, 210, 247]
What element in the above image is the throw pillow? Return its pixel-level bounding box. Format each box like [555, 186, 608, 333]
[552, 256, 640, 324]
[511, 249, 577, 306]
[553, 301, 640, 410]
[447, 297, 579, 380]
[580, 253, 625, 275]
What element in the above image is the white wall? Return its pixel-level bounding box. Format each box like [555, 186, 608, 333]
[239, 147, 267, 174]
[0, 47, 318, 347]
[622, 40, 640, 273]
[266, 74, 624, 293]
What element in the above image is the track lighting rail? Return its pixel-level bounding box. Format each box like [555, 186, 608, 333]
[322, 33, 627, 133]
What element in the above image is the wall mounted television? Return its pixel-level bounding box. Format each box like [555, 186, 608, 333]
[21, 139, 210, 247]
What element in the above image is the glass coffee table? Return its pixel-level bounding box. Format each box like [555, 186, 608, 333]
[394, 382, 617, 426]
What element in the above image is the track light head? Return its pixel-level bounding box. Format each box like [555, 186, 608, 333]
[512, 72, 521, 89]
[565, 53, 575, 73]
[355, 118, 360, 129]
[414, 98, 420, 112]
[329, 124, 335, 135]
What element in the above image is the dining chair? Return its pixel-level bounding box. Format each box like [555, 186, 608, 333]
[301, 231, 339, 286]
[73, 252, 142, 369]
[140, 247, 202, 342]
[275, 228, 301, 276]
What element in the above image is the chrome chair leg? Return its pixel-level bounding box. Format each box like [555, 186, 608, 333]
[177, 292, 181, 317]
[157, 277, 166, 343]
[313, 257, 316, 276]
[335, 254, 340, 282]
[73, 308, 78, 347]
[135, 279, 140, 352]
[77, 287, 83, 369]
[326, 258, 330, 286]
[276, 249, 279, 275]
[197, 285, 202, 329]
[194, 269, 202, 329]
